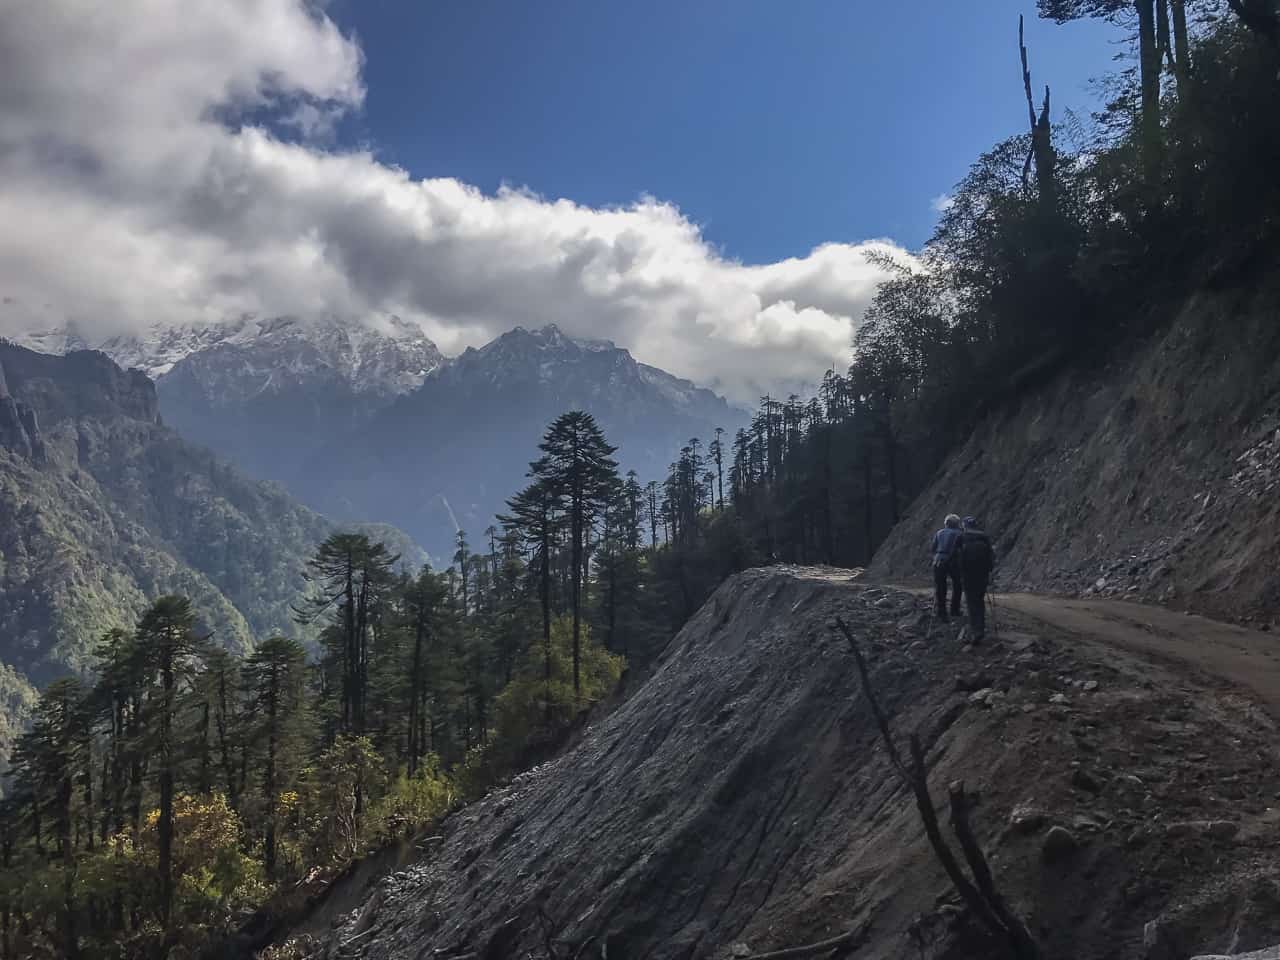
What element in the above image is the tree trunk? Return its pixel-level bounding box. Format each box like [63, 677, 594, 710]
[57, 767, 78, 959]
[407, 610, 425, 778]
[1136, 0, 1163, 184]
[264, 667, 279, 878]
[217, 671, 238, 812]
[1171, 0, 1191, 96]
[159, 650, 175, 931]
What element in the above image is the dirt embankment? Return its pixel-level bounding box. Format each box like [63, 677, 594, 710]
[293, 567, 1280, 960]
[870, 271, 1280, 627]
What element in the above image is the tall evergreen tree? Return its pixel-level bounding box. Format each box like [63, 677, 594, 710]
[244, 637, 308, 878]
[534, 412, 619, 702]
[135, 596, 202, 932]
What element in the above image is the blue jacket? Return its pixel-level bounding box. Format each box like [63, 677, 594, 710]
[931, 527, 963, 568]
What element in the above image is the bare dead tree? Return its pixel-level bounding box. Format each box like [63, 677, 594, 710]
[1019, 16, 1056, 208]
[833, 617, 1040, 960]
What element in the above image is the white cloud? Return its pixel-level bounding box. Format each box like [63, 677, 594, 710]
[0, 1, 903, 405]
[931, 193, 955, 214]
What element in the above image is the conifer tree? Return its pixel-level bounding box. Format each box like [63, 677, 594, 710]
[534, 412, 619, 702]
[135, 595, 202, 932]
[244, 637, 307, 878]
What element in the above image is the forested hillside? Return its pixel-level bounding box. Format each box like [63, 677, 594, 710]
[0, 343, 323, 682]
[0, 344, 428, 799]
[0, 409, 725, 959]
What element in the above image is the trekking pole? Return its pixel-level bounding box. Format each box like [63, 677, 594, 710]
[988, 581, 1000, 638]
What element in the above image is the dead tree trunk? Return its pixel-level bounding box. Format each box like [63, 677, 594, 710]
[835, 616, 1040, 959]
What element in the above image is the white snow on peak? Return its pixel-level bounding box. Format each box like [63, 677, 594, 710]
[13, 314, 444, 397]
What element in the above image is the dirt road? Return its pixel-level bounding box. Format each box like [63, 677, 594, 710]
[880, 568, 1280, 717]
[990, 592, 1280, 718]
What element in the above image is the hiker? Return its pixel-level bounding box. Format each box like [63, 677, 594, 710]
[960, 516, 996, 640]
[930, 514, 964, 620]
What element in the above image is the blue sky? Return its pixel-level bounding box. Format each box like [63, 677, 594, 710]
[330, 0, 1120, 263]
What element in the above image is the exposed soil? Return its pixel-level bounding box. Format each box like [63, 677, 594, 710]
[284, 566, 1280, 960]
[868, 270, 1280, 627]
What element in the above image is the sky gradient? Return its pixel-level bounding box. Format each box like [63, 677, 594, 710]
[331, 0, 1120, 260]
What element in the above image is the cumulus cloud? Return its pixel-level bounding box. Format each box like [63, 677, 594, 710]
[0, 1, 903, 404]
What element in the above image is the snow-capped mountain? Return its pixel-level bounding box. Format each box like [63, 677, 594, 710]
[306, 324, 748, 559]
[12, 315, 442, 493]
[67, 314, 440, 394]
[11, 315, 746, 560]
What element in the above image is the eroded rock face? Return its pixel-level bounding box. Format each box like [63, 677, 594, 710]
[305, 568, 1280, 960]
[0, 342, 159, 427]
[867, 275, 1280, 626]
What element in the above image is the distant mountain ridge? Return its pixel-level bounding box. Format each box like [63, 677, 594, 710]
[15, 315, 446, 492]
[306, 323, 747, 558]
[13, 317, 748, 560]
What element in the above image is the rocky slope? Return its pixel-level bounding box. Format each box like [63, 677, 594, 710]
[306, 324, 746, 560]
[289, 568, 1280, 960]
[869, 269, 1280, 627]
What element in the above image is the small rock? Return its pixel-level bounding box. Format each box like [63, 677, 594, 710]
[1096, 577, 1107, 590]
[1009, 805, 1047, 833]
[955, 671, 992, 693]
[874, 596, 896, 608]
[1049, 693, 1070, 706]
[1072, 769, 1103, 793]
[1083, 680, 1099, 692]
[1206, 820, 1240, 840]
[1144, 920, 1177, 960]
[969, 687, 994, 706]
[1042, 825, 1079, 862]
[731, 944, 751, 958]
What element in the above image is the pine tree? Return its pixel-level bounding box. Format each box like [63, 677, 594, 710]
[135, 596, 202, 932]
[244, 637, 308, 878]
[296, 533, 398, 736]
[534, 412, 619, 703]
[501, 477, 562, 715]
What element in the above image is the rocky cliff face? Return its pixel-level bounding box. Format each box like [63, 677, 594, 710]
[0, 342, 421, 690]
[292, 568, 1280, 960]
[870, 269, 1280, 626]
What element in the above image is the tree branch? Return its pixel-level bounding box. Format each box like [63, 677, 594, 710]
[834, 618, 1040, 959]
[948, 782, 1040, 959]
[746, 918, 872, 959]
[833, 617, 904, 777]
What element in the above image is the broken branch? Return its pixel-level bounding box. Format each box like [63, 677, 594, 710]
[833, 617, 905, 776]
[746, 918, 872, 959]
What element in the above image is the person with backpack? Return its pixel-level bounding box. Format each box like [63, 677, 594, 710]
[960, 516, 996, 641]
[930, 514, 964, 621]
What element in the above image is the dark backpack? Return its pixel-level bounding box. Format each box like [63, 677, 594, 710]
[962, 531, 994, 575]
